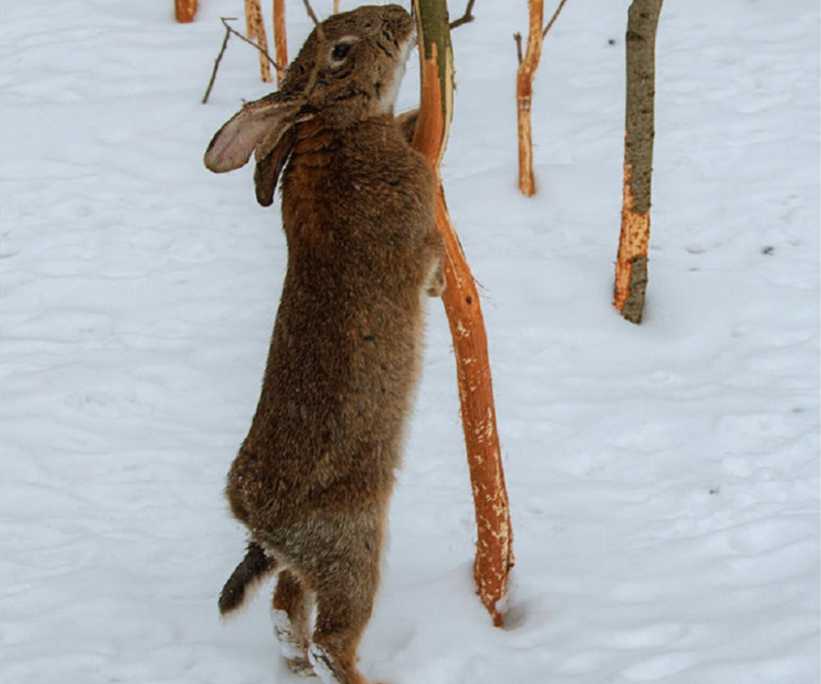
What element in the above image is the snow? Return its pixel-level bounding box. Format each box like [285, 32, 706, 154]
[1, 0, 818, 683]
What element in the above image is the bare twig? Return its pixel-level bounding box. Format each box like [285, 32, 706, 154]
[514, 32, 523, 65]
[222, 17, 278, 68]
[202, 19, 235, 104]
[542, 0, 569, 38]
[202, 18, 282, 105]
[449, 0, 476, 29]
[300, 0, 321, 26]
[333, 0, 341, 13]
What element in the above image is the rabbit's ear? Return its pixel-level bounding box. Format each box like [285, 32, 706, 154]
[204, 95, 304, 173]
[254, 127, 295, 207]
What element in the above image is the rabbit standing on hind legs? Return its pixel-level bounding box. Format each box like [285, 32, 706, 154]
[204, 6, 445, 684]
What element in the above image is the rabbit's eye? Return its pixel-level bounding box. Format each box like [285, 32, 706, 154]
[332, 43, 352, 61]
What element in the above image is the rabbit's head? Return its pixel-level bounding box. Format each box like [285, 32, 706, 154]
[204, 4, 416, 204]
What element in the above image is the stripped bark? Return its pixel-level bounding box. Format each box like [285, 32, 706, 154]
[245, 0, 272, 83]
[614, 0, 663, 323]
[515, 0, 544, 197]
[273, 0, 288, 86]
[515, 0, 568, 197]
[412, 0, 513, 628]
[175, 0, 198, 23]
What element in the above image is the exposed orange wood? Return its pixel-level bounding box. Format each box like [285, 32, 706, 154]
[412, 37, 513, 628]
[245, 0, 272, 83]
[435, 185, 513, 628]
[273, 0, 288, 86]
[516, 0, 544, 197]
[614, 152, 650, 314]
[413, 50, 448, 171]
[174, 0, 198, 23]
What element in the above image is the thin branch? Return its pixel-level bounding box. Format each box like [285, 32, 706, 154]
[542, 0, 569, 38]
[202, 18, 282, 105]
[300, 0, 321, 26]
[202, 19, 235, 104]
[449, 0, 476, 29]
[221, 17, 278, 68]
[514, 31, 523, 65]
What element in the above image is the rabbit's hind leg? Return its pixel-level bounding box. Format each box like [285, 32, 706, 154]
[307, 539, 382, 684]
[272, 569, 315, 677]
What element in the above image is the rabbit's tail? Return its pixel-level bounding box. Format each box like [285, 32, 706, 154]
[219, 541, 278, 616]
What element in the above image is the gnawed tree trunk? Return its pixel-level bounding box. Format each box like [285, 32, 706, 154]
[245, 0, 272, 83]
[516, 0, 544, 197]
[273, 0, 288, 86]
[614, 0, 663, 323]
[515, 0, 569, 197]
[412, 0, 514, 628]
[174, 0, 198, 23]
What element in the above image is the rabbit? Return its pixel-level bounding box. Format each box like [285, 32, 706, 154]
[203, 5, 445, 684]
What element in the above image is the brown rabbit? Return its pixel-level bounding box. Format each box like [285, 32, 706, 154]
[203, 6, 444, 684]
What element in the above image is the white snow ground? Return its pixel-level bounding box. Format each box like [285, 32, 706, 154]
[1, 1, 818, 683]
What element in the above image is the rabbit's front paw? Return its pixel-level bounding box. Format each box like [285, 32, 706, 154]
[426, 262, 446, 297]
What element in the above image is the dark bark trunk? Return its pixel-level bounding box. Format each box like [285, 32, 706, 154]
[614, 0, 664, 323]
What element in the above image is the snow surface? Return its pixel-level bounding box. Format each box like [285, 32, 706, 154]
[1, 1, 819, 683]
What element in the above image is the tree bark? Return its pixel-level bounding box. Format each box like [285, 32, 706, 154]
[273, 0, 288, 86]
[614, 0, 663, 323]
[174, 0, 198, 23]
[412, 0, 514, 628]
[516, 0, 544, 197]
[245, 0, 272, 83]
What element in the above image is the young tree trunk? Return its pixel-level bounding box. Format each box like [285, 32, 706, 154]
[614, 0, 663, 323]
[412, 0, 514, 628]
[174, 0, 198, 23]
[516, 0, 545, 197]
[334, 0, 341, 13]
[273, 0, 288, 86]
[245, 0, 272, 83]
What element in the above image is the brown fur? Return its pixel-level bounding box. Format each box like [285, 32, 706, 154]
[204, 6, 444, 684]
